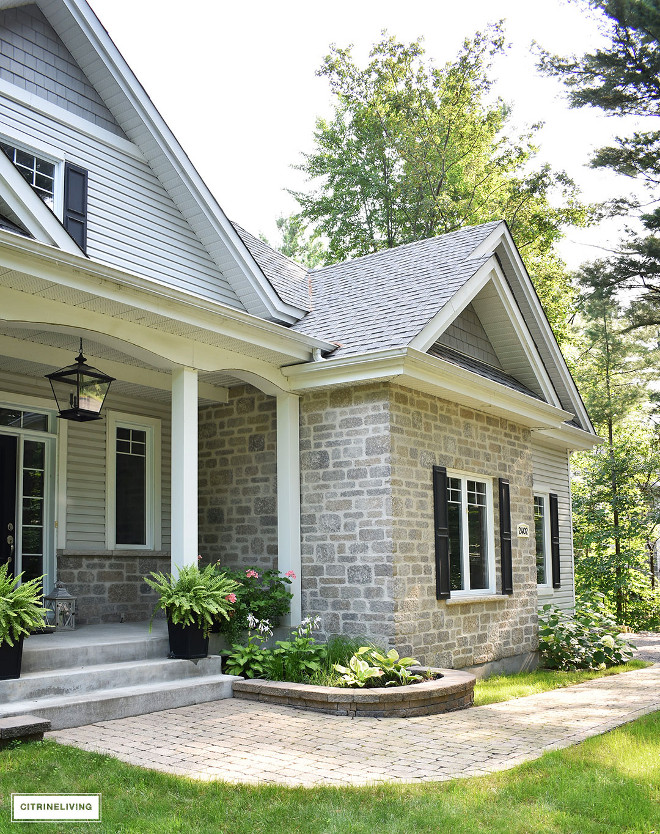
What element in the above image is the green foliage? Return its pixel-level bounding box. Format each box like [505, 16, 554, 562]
[571, 417, 660, 629]
[334, 646, 422, 688]
[144, 564, 239, 637]
[538, 599, 634, 671]
[267, 618, 328, 682]
[223, 618, 273, 678]
[211, 566, 294, 645]
[262, 214, 326, 268]
[291, 27, 593, 342]
[0, 564, 46, 647]
[539, 1, 660, 323]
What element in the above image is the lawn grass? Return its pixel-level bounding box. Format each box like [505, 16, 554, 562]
[0, 709, 659, 833]
[473, 659, 651, 706]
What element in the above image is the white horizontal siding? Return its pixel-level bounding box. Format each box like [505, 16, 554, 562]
[0, 95, 245, 309]
[532, 443, 575, 612]
[65, 389, 171, 553]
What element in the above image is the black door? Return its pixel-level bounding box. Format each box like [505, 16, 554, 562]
[0, 435, 17, 575]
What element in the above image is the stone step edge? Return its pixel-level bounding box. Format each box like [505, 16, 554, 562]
[0, 673, 240, 716]
[9, 655, 224, 682]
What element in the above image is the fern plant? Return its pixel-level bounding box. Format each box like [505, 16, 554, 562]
[145, 564, 239, 637]
[0, 563, 47, 647]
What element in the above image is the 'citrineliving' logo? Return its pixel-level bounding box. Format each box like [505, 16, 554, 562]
[11, 794, 101, 821]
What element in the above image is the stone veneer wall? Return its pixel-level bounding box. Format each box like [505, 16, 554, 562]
[56, 552, 170, 625]
[299, 381, 538, 669]
[198, 385, 278, 571]
[299, 383, 395, 645]
[389, 385, 538, 668]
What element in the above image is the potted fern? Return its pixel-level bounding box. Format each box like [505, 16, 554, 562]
[145, 564, 239, 659]
[0, 564, 47, 680]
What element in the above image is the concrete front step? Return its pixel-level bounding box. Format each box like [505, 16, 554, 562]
[0, 656, 225, 703]
[22, 622, 170, 674]
[0, 674, 237, 730]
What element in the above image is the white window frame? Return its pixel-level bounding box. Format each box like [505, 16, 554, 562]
[106, 412, 161, 551]
[447, 469, 496, 596]
[534, 492, 553, 591]
[0, 130, 64, 219]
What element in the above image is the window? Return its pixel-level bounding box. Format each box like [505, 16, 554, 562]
[534, 494, 550, 586]
[106, 413, 160, 550]
[1, 141, 55, 209]
[447, 474, 495, 594]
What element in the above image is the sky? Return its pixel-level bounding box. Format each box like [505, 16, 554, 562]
[89, 0, 646, 269]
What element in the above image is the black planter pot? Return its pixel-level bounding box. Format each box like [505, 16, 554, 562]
[167, 619, 209, 659]
[0, 635, 24, 680]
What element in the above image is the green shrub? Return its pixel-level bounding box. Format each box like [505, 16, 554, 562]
[212, 566, 294, 644]
[539, 598, 633, 671]
[334, 647, 422, 687]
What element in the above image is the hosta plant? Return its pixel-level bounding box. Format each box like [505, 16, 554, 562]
[539, 599, 633, 671]
[145, 564, 239, 637]
[0, 564, 47, 647]
[334, 646, 422, 688]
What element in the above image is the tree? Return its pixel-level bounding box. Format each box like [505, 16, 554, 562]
[538, 0, 660, 324]
[263, 215, 326, 269]
[568, 289, 660, 625]
[290, 28, 593, 342]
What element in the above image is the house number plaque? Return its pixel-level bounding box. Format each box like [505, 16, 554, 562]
[517, 524, 530, 537]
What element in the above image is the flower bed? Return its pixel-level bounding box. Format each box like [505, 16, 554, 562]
[232, 667, 475, 717]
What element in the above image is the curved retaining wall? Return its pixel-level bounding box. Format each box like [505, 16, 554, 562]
[232, 668, 475, 717]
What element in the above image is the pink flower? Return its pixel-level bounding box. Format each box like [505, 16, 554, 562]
[246, 569, 259, 579]
[225, 593, 237, 603]
[284, 571, 297, 579]
[197, 555, 202, 561]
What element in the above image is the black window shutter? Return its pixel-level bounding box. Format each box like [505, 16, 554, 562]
[432, 465, 450, 599]
[549, 493, 561, 588]
[63, 162, 88, 252]
[499, 478, 513, 595]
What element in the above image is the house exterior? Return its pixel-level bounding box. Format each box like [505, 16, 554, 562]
[0, 0, 599, 673]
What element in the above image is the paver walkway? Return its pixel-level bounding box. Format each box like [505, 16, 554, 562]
[50, 660, 660, 787]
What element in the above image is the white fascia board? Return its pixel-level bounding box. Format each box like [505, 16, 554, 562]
[0, 230, 335, 362]
[494, 227, 596, 435]
[409, 256, 561, 408]
[284, 346, 575, 430]
[408, 259, 493, 353]
[467, 221, 507, 260]
[0, 150, 80, 254]
[531, 425, 604, 452]
[55, 0, 305, 325]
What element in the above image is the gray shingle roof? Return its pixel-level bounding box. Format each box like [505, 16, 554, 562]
[290, 223, 501, 356]
[231, 223, 311, 312]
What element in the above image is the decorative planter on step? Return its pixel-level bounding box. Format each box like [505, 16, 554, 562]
[0, 636, 24, 680]
[167, 619, 208, 659]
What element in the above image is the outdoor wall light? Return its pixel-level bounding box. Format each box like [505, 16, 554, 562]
[45, 339, 115, 422]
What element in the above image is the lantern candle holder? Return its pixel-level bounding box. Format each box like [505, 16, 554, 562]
[44, 582, 77, 630]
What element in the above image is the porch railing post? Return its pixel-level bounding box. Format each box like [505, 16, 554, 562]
[277, 392, 301, 624]
[171, 366, 198, 572]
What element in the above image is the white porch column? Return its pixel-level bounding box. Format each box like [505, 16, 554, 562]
[171, 366, 198, 572]
[277, 392, 302, 624]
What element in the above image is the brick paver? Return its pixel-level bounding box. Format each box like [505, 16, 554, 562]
[49, 663, 660, 786]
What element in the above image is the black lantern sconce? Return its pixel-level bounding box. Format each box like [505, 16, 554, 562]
[46, 339, 115, 422]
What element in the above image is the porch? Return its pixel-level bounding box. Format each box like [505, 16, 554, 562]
[0, 256, 332, 626]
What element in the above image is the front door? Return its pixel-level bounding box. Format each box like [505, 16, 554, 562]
[0, 434, 17, 574]
[0, 406, 54, 587]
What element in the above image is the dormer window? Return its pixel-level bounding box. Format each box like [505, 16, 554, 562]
[1, 141, 55, 209]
